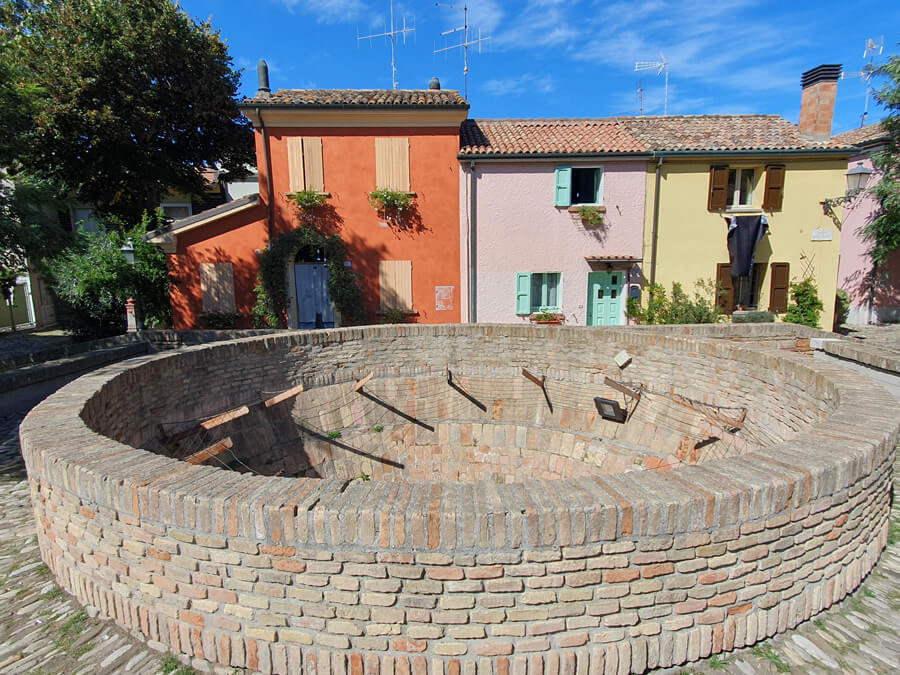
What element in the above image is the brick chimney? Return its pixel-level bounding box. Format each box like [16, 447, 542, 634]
[799, 64, 841, 139]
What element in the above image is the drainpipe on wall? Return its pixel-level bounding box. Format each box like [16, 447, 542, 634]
[468, 160, 477, 323]
[649, 155, 663, 292]
[256, 106, 275, 243]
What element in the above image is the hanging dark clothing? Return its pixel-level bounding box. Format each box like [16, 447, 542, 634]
[727, 215, 767, 278]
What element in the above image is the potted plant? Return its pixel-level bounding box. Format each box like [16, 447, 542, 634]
[368, 188, 412, 214]
[576, 205, 605, 228]
[287, 189, 329, 210]
[530, 310, 564, 325]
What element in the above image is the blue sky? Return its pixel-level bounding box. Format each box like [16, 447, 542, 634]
[179, 0, 898, 135]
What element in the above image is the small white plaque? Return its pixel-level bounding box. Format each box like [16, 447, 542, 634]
[811, 228, 833, 241]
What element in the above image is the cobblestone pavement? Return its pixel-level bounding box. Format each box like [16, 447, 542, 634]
[1, 412, 898, 673]
[0, 330, 71, 366]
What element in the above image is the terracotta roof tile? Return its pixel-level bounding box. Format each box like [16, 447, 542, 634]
[620, 115, 851, 151]
[244, 88, 468, 107]
[459, 119, 648, 155]
[832, 121, 889, 147]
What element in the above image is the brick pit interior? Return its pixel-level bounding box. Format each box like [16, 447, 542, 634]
[20, 324, 898, 673]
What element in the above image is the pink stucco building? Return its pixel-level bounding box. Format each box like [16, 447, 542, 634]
[458, 119, 649, 326]
[834, 123, 900, 324]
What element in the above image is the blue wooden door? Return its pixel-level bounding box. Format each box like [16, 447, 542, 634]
[294, 263, 335, 329]
[586, 271, 623, 326]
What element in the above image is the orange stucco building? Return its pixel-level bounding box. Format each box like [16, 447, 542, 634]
[149, 76, 468, 329]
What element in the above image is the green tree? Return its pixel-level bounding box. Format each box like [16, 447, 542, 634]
[48, 212, 171, 339]
[864, 49, 900, 266]
[4, 0, 254, 223]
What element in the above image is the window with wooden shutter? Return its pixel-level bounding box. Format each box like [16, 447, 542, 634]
[287, 137, 324, 192]
[769, 262, 790, 312]
[716, 263, 734, 313]
[200, 263, 236, 313]
[375, 137, 410, 192]
[379, 260, 413, 311]
[762, 165, 785, 211]
[708, 166, 729, 211]
[554, 167, 572, 206]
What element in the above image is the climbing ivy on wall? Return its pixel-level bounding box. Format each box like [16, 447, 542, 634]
[258, 227, 366, 327]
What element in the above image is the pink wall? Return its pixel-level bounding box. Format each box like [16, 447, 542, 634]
[838, 153, 900, 324]
[460, 161, 646, 325]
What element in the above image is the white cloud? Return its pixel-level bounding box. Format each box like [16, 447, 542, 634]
[274, 0, 368, 23]
[483, 74, 554, 96]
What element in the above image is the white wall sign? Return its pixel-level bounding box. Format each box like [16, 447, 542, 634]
[811, 228, 833, 241]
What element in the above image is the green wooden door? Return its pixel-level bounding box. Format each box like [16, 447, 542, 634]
[586, 271, 623, 326]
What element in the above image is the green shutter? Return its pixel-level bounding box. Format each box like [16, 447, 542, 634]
[515, 273, 531, 314]
[554, 167, 572, 207]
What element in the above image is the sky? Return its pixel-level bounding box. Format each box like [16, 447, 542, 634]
[178, 0, 899, 135]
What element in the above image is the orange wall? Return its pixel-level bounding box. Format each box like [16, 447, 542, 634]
[170, 124, 461, 328]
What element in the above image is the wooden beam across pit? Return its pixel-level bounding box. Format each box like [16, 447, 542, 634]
[165, 405, 251, 442]
[262, 383, 305, 408]
[184, 437, 233, 465]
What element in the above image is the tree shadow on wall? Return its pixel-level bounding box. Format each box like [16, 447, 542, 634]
[281, 194, 345, 236]
[341, 231, 390, 323]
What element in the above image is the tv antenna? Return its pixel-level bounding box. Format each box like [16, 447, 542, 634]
[357, 0, 415, 90]
[841, 36, 883, 127]
[637, 79, 644, 115]
[635, 53, 669, 115]
[434, 3, 490, 99]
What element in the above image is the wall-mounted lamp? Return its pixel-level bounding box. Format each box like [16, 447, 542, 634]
[822, 162, 874, 217]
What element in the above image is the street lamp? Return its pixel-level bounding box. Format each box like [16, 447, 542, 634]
[120, 238, 140, 332]
[846, 162, 873, 193]
[821, 162, 874, 218]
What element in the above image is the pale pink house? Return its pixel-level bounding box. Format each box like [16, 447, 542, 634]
[834, 122, 900, 324]
[458, 119, 649, 326]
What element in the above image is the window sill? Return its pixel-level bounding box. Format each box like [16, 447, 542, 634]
[724, 206, 760, 214]
[567, 205, 606, 213]
[376, 309, 419, 316]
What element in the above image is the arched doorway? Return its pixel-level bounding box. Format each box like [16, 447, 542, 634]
[294, 246, 334, 329]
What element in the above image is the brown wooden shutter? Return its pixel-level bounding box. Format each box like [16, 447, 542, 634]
[302, 137, 324, 192]
[200, 263, 236, 313]
[708, 166, 729, 211]
[769, 262, 790, 312]
[716, 263, 734, 314]
[375, 138, 410, 192]
[287, 137, 305, 192]
[379, 260, 413, 310]
[762, 165, 785, 211]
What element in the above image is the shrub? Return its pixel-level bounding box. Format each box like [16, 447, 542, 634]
[784, 277, 824, 328]
[834, 288, 851, 328]
[197, 311, 240, 329]
[47, 211, 171, 339]
[251, 275, 280, 328]
[628, 280, 722, 325]
[382, 307, 409, 324]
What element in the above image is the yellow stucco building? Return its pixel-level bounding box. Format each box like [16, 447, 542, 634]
[623, 65, 855, 329]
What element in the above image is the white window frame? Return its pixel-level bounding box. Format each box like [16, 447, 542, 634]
[531, 272, 562, 312]
[159, 202, 192, 222]
[570, 166, 604, 206]
[726, 167, 756, 210]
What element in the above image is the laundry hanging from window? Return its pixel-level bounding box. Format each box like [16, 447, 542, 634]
[727, 215, 768, 278]
[726, 215, 768, 309]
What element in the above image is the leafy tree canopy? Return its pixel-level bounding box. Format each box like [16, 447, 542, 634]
[865, 48, 900, 266]
[3, 0, 254, 223]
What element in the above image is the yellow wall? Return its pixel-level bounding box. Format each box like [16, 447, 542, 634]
[642, 156, 849, 329]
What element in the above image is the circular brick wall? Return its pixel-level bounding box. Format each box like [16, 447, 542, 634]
[20, 325, 898, 674]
